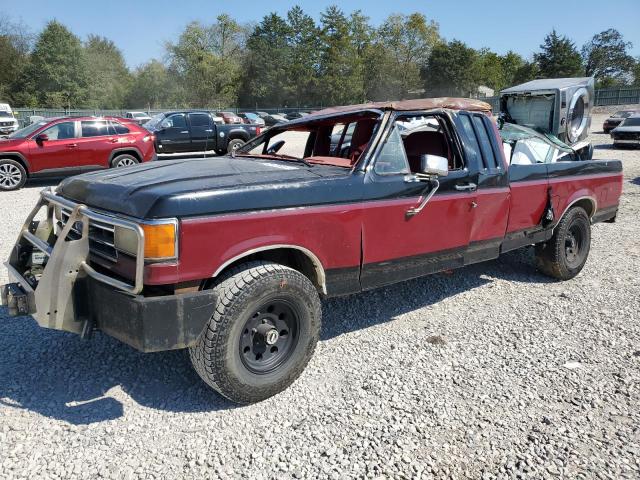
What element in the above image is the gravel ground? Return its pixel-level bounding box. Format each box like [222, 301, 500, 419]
[1, 114, 639, 479]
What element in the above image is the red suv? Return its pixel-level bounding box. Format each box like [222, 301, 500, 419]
[0, 116, 156, 191]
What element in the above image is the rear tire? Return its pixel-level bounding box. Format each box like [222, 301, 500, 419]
[111, 153, 139, 168]
[227, 139, 245, 154]
[0, 159, 27, 191]
[189, 261, 321, 404]
[535, 206, 591, 280]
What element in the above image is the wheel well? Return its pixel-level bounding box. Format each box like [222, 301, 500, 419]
[228, 133, 248, 142]
[0, 155, 29, 175]
[566, 197, 596, 218]
[112, 149, 141, 163]
[213, 247, 326, 294]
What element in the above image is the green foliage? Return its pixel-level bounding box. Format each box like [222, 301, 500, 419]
[582, 29, 635, 86]
[84, 35, 131, 109]
[377, 13, 440, 99]
[125, 60, 177, 109]
[21, 21, 88, 108]
[4, 11, 639, 109]
[534, 30, 584, 78]
[166, 15, 245, 108]
[423, 40, 479, 96]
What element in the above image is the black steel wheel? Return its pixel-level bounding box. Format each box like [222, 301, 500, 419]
[189, 261, 321, 404]
[535, 206, 591, 280]
[239, 300, 299, 374]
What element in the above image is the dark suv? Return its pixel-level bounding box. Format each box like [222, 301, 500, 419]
[0, 116, 156, 191]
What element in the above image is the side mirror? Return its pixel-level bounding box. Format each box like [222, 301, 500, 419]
[266, 140, 285, 155]
[420, 154, 449, 177]
[35, 133, 49, 145]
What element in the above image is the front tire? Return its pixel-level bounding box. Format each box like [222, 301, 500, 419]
[0, 159, 27, 191]
[189, 261, 321, 404]
[535, 206, 591, 280]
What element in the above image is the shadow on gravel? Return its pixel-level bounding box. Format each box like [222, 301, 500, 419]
[321, 247, 553, 340]
[0, 248, 551, 424]
[0, 313, 237, 425]
[25, 178, 63, 188]
[631, 177, 640, 186]
[593, 143, 612, 150]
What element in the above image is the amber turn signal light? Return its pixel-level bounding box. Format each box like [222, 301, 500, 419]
[142, 223, 176, 259]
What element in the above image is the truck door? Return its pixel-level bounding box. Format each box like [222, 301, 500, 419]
[156, 113, 191, 153]
[188, 112, 215, 152]
[504, 136, 551, 236]
[360, 113, 477, 290]
[458, 113, 510, 263]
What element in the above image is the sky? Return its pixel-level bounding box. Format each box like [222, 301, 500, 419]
[3, 0, 640, 68]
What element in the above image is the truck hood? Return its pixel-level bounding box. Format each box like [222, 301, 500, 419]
[56, 156, 357, 219]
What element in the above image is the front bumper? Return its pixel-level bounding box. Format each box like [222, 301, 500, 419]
[1, 187, 216, 352]
[0, 126, 18, 134]
[2, 276, 216, 352]
[613, 139, 640, 144]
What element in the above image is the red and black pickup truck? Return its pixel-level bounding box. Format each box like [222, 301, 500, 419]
[2, 98, 622, 404]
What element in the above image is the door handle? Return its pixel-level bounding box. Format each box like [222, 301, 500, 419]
[66, 144, 78, 148]
[180, 131, 189, 134]
[109, 138, 118, 143]
[204, 129, 213, 133]
[455, 182, 477, 192]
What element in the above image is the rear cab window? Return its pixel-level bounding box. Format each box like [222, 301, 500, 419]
[460, 113, 502, 171]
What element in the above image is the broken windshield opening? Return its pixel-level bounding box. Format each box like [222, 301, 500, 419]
[236, 112, 381, 168]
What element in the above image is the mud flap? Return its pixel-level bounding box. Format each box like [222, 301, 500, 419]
[33, 206, 90, 335]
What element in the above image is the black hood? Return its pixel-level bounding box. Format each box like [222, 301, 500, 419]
[57, 156, 358, 219]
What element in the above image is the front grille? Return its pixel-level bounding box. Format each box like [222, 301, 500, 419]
[0, 121, 13, 127]
[59, 208, 118, 261]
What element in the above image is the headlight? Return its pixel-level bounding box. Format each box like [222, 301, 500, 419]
[114, 221, 177, 260]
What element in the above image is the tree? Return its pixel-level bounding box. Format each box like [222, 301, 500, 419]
[512, 61, 540, 85]
[285, 6, 321, 106]
[582, 29, 634, 86]
[499, 51, 526, 88]
[239, 13, 291, 107]
[631, 57, 640, 87]
[84, 35, 131, 109]
[318, 5, 364, 105]
[534, 30, 583, 78]
[423, 40, 479, 96]
[0, 14, 33, 104]
[125, 60, 177, 109]
[167, 15, 245, 108]
[475, 48, 505, 91]
[20, 21, 88, 108]
[377, 13, 440, 99]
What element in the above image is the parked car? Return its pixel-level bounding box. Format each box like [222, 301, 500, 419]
[124, 111, 152, 125]
[0, 116, 156, 190]
[610, 114, 640, 148]
[217, 111, 243, 124]
[285, 111, 308, 120]
[1, 97, 622, 404]
[238, 112, 265, 127]
[255, 111, 270, 119]
[0, 103, 19, 136]
[263, 113, 288, 126]
[144, 111, 260, 155]
[603, 110, 639, 133]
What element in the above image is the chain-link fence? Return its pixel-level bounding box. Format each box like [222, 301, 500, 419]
[12, 87, 640, 127]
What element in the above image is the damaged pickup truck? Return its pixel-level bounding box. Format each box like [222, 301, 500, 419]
[2, 97, 622, 404]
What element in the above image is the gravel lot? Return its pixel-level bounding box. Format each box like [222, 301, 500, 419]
[1, 114, 639, 479]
